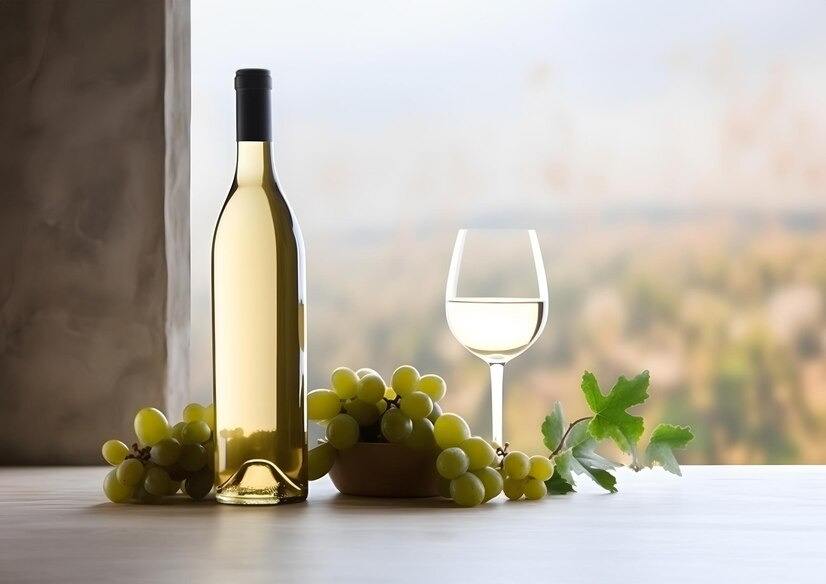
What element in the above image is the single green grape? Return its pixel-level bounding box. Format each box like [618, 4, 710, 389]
[380, 408, 413, 443]
[344, 399, 380, 427]
[503, 477, 526, 500]
[450, 473, 485, 507]
[433, 413, 471, 449]
[308, 442, 337, 480]
[418, 374, 446, 402]
[181, 420, 212, 445]
[183, 403, 205, 424]
[376, 399, 389, 415]
[101, 439, 129, 466]
[184, 468, 214, 500]
[134, 407, 171, 446]
[436, 447, 470, 480]
[399, 391, 433, 421]
[308, 389, 342, 420]
[436, 476, 452, 499]
[150, 438, 182, 467]
[404, 418, 436, 451]
[179, 442, 207, 472]
[326, 413, 360, 450]
[144, 467, 172, 496]
[170, 421, 187, 442]
[426, 402, 443, 423]
[523, 478, 548, 500]
[134, 484, 162, 504]
[203, 403, 216, 431]
[355, 367, 379, 379]
[332, 367, 360, 399]
[167, 463, 188, 482]
[357, 373, 386, 404]
[529, 455, 555, 482]
[503, 451, 531, 480]
[116, 458, 145, 487]
[472, 467, 504, 502]
[391, 365, 420, 397]
[460, 437, 497, 471]
[103, 469, 133, 503]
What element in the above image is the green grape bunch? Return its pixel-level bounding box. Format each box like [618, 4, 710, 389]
[101, 403, 216, 504]
[500, 451, 555, 500]
[433, 417, 503, 507]
[307, 365, 447, 479]
[308, 365, 508, 507]
[309, 366, 694, 508]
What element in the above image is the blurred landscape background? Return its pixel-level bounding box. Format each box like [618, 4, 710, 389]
[190, 1, 826, 463]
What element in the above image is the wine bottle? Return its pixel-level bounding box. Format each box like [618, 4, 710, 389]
[212, 68, 307, 505]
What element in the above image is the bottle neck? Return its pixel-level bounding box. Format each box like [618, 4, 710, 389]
[236, 86, 272, 141]
[235, 142, 275, 186]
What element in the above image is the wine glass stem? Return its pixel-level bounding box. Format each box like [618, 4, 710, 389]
[489, 362, 505, 446]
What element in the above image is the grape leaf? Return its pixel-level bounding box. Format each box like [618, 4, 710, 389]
[563, 421, 619, 493]
[541, 402, 565, 452]
[582, 370, 650, 467]
[644, 424, 694, 476]
[545, 467, 575, 494]
[553, 447, 618, 494]
[587, 469, 617, 493]
[551, 449, 576, 490]
[543, 402, 619, 493]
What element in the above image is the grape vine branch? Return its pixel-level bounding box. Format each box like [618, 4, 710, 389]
[549, 416, 592, 457]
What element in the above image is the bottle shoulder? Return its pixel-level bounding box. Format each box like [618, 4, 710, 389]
[213, 180, 303, 248]
[220, 179, 291, 218]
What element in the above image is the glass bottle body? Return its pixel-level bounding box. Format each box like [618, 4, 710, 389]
[212, 141, 307, 505]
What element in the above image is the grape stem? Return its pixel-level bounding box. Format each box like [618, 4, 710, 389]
[550, 417, 592, 457]
[495, 443, 510, 469]
[126, 443, 151, 463]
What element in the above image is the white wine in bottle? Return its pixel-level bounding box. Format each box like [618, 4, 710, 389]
[212, 68, 307, 505]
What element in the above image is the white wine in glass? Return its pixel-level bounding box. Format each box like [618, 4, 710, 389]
[445, 229, 548, 446]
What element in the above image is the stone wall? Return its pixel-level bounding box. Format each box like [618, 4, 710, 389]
[0, 0, 190, 463]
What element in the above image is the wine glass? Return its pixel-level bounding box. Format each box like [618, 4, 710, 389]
[445, 229, 548, 446]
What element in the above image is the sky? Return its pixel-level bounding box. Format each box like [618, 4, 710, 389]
[192, 0, 826, 230]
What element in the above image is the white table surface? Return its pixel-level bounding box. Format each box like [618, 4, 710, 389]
[1, 466, 824, 583]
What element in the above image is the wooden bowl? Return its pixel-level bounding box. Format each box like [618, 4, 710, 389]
[328, 442, 439, 498]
